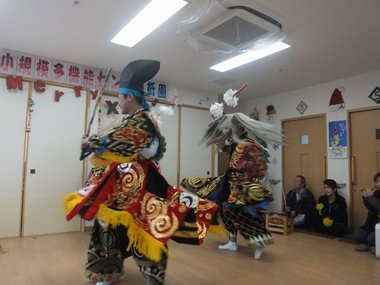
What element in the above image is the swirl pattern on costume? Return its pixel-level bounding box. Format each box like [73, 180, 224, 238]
[151, 214, 179, 239]
[121, 163, 144, 197]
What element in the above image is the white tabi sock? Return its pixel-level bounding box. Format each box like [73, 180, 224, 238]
[254, 245, 264, 260]
[218, 241, 238, 251]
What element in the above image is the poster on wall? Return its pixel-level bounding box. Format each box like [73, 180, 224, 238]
[328, 120, 348, 159]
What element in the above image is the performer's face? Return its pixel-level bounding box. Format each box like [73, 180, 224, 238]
[118, 93, 133, 114]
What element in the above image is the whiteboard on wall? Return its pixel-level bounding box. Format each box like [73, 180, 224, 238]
[23, 85, 86, 236]
[0, 78, 28, 238]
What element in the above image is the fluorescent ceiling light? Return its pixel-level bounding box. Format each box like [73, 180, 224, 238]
[111, 0, 187, 47]
[210, 42, 291, 72]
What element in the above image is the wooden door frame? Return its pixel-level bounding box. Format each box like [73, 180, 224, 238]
[347, 105, 380, 230]
[281, 113, 327, 207]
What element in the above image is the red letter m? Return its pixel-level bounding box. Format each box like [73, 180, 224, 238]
[6, 76, 23, 91]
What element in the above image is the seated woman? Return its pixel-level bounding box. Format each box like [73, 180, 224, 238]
[313, 179, 348, 237]
[354, 172, 380, 252]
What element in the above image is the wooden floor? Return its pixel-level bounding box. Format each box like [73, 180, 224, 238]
[0, 231, 379, 285]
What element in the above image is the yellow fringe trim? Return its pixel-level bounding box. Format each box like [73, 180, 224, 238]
[89, 151, 140, 168]
[63, 192, 84, 215]
[96, 204, 168, 263]
[209, 224, 228, 236]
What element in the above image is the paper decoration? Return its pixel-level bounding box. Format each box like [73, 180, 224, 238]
[198, 97, 209, 106]
[52, 61, 67, 83]
[54, 90, 65, 102]
[105, 100, 119, 115]
[145, 81, 156, 97]
[0, 51, 17, 74]
[6, 76, 23, 90]
[82, 66, 96, 88]
[328, 120, 348, 159]
[16, 54, 35, 78]
[26, 99, 34, 133]
[296, 101, 308, 114]
[34, 57, 52, 80]
[0, 49, 128, 92]
[107, 71, 120, 92]
[67, 63, 82, 85]
[368, 87, 380, 104]
[266, 104, 276, 120]
[158, 83, 167, 99]
[34, 80, 46, 93]
[144, 80, 168, 99]
[250, 107, 260, 121]
[329, 88, 345, 111]
[96, 69, 107, 88]
[301, 135, 309, 145]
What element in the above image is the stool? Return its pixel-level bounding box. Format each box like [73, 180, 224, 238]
[265, 212, 294, 235]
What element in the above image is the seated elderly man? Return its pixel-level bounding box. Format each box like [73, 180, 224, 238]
[285, 175, 315, 228]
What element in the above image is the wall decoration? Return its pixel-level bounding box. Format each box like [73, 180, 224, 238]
[250, 107, 260, 121]
[266, 104, 276, 120]
[272, 143, 280, 151]
[368, 86, 380, 104]
[105, 100, 119, 115]
[67, 63, 82, 85]
[198, 97, 210, 106]
[0, 51, 17, 74]
[34, 80, 46, 93]
[52, 60, 67, 83]
[54, 90, 65, 102]
[328, 120, 348, 159]
[143, 80, 168, 99]
[329, 88, 345, 111]
[34, 57, 52, 80]
[81, 66, 96, 88]
[158, 83, 167, 99]
[26, 98, 34, 133]
[16, 54, 35, 78]
[296, 101, 308, 114]
[0, 49, 125, 92]
[6, 76, 23, 90]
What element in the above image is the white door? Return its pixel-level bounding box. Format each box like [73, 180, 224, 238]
[179, 107, 214, 182]
[23, 85, 85, 236]
[0, 79, 28, 238]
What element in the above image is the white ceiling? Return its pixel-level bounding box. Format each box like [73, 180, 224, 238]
[1, 0, 380, 101]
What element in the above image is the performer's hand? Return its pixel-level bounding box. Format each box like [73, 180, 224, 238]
[290, 210, 296, 217]
[81, 137, 90, 150]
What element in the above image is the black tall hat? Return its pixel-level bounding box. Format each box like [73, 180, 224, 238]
[119, 60, 160, 93]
